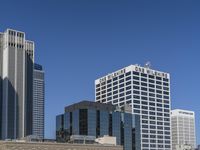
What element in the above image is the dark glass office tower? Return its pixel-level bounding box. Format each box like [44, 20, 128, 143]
[56, 101, 140, 150]
[0, 29, 34, 139]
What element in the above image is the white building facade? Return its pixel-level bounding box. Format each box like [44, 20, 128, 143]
[171, 109, 196, 150]
[95, 64, 171, 150]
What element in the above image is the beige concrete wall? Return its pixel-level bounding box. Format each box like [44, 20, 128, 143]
[0, 141, 123, 150]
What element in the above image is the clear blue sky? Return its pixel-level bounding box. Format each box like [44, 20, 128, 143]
[0, 0, 200, 144]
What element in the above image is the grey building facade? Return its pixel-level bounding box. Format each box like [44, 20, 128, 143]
[56, 101, 140, 150]
[0, 141, 123, 150]
[0, 29, 34, 139]
[95, 65, 171, 150]
[33, 63, 45, 139]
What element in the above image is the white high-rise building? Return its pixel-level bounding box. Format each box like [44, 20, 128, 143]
[33, 63, 45, 139]
[0, 29, 34, 139]
[171, 109, 196, 150]
[95, 64, 171, 150]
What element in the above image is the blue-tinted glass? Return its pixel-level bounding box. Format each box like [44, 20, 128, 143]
[100, 111, 109, 136]
[56, 114, 63, 131]
[112, 112, 121, 145]
[135, 115, 141, 150]
[72, 110, 79, 135]
[88, 109, 96, 136]
[124, 113, 132, 150]
[64, 112, 70, 130]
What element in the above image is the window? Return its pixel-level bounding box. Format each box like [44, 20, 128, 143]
[120, 93, 124, 97]
[119, 79, 124, 83]
[141, 82, 147, 86]
[119, 88, 124, 92]
[133, 71, 139, 75]
[133, 86, 139, 90]
[133, 76, 139, 80]
[126, 90, 131, 95]
[126, 76, 131, 81]
[107, 84, 112, 88]
[126, 81, 131, 85]
[126, 95, 131, 100]
[126, 86, 131, 90]
[107, 80, 111, 84]
[133, 81, 139, 85]
[163, 82, 169, 86]
[141, 87, 147, 91]
[133, 90, 140, 94]
[113, 77, 118, 81]
[119, 74, 124, 79]
[141, 78, 147, 82]
[141, 73, 147, 77]
[126, 71, 131, 76]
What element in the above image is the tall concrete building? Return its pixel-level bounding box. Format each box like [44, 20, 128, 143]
[33, 63, 45, 139]
[95, 64, 171, 150]
[0, 29, 34, 139]
[171, 109, 196, 150]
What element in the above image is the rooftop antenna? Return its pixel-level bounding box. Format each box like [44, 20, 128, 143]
[144, 61, 151, 68]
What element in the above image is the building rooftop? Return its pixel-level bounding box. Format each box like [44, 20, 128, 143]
[65, 100, 116, 112]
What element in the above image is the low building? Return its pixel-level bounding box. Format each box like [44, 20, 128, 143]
[95, 135, 117, 145]
[56, 100, 140, 150]
[0, 141, 122, 150]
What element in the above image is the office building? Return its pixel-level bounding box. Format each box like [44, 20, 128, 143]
[33, 63, 45, 139]
[95, 64, 171, 150]
[171, 109, 196, 150]
[56, 100, 140, 150]
[0, 29, 34, 139]
[0, 141, 123, 150]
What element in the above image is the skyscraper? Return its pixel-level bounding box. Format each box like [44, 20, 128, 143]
[171, 109, 196, 150]
[95, 64, 171, 150]
[0, 29, 34, 139]
[33, 63, 45, 139]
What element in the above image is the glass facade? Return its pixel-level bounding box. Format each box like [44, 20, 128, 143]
[72, 110, 79, 135]
[112, 112, 121, 145]
[88, 109, 96, 136]
[100, 111, 109, 137]
[56, 101, 139, 150]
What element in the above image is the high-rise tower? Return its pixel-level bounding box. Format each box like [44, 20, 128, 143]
[95, 64, 171, 150]
[171, 109, 196, 150]
[0, 29, 34, 139]
[33, 63, 45, 139]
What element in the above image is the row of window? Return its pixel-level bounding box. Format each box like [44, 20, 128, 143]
[96, 71, 169, 87]
[142, 134, 171, 139]
[96, 84, 169, 93]
[97, 81, 169, 90]
[142, 144, 170, 148]
[8, 42, 24, 48]
[9, 31, 24, 37]
[97, 90, 169, 98]
[142, 129, 170, 133]
[98, 76, 169, 86]
[97, 87, 169, 94]
[142, 115, 170, 121]
[97, 94, 170, 103]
